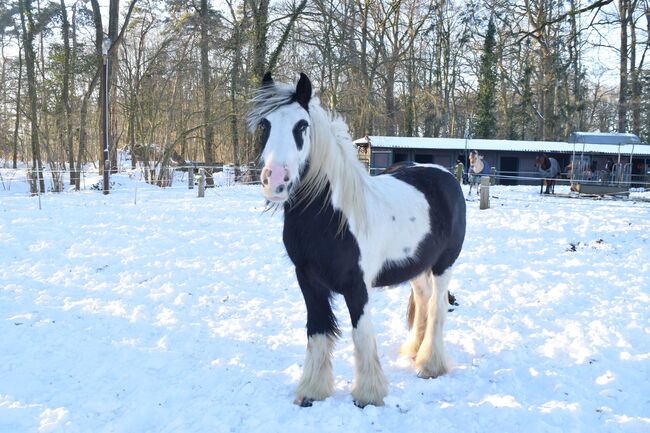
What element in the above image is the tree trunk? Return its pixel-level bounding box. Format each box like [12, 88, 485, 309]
[12, 48, 23, 169]
[230, 29, 241, 171]
[60, 0, 76, 185]
[249, 0, 270, 84]
[200, 0, 215, 187]
[629, 0, 640, 135]
[108, 0, 120, 173]
[385, 61, 397, 136]
[19, 0, 45, 193]
[618, 0, 629, 132]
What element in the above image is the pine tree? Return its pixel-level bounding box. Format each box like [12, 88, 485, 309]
[475, 16, 497, 139]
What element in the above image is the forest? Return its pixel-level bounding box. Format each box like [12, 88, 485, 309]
[0, 0, 648, 189]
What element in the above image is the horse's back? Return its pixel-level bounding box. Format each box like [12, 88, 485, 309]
[549, 157, 561, 177]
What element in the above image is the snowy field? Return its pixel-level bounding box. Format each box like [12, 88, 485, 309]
[1, 172, 649, 433]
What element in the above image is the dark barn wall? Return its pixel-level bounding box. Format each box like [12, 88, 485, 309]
[368, 147, 649, 185]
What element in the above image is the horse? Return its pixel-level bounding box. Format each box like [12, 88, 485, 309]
[468, 151, 490, 195]
[248, 72, 466, 408]
[535, 154, 560, 194]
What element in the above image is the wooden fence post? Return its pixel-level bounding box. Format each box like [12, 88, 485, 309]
[198, 168, 205, 198]
[479, 176, 490, 210]
[188, 165, 194, 190]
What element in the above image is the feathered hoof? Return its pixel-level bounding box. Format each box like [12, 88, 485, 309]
[415, 362, 449, 379]
[351, 380, 388, 408]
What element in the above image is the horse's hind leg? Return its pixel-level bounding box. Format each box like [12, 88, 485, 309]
[415, 269, 451, 378]
[400, 272, 431, 359]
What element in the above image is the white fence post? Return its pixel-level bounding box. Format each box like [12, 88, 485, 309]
[198, 168, 205, 198]
[480, 176, 490, 210]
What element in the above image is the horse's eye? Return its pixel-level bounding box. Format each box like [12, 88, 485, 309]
[259, 119, 270, 130]
[297, 120, 309, 133]
[293, 120, 309, 151]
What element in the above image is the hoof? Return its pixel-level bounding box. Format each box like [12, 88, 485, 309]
[353, 398, 384, 408]
[399, 343, 419, 360]
[416, 364, 448, 379]
[294, 397, 314, 407]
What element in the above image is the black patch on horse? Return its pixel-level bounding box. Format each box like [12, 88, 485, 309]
[283, 181, 367, 333]
[292, 120, 309, 151]
[258, 118, 271, 149]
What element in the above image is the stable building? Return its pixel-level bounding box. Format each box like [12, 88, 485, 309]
[353, 134, 650, 185]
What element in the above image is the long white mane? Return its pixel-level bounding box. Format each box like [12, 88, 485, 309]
[248, 82, 372, 234]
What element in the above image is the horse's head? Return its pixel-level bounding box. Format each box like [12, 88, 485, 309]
[535, 154, 550, 170]
[249, 72, 313, 203]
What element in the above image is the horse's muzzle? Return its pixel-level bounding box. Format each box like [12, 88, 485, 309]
[261, 163, 291, 202]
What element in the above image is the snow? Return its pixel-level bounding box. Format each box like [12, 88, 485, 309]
[1, 171, 649, 433]
[353, 135, 650, 156]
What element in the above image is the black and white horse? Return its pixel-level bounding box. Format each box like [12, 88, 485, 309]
[248, 73, 466, 407]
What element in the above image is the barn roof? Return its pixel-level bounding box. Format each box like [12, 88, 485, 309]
[568, 132, 641, 145]
[353, 135, 650, 156]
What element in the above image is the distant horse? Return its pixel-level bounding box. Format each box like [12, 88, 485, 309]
[468, 151, 491, 195]
[535, 154, 561, 194]
[248, 73, 466, 407]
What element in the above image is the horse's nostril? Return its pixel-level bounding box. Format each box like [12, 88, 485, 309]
[263, 177, 269, 185]
[276, 184, 285, 194]
[284, 175, 290, 182]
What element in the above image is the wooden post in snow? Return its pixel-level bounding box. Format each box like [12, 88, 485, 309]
[188, 165, 194, 189]
[479, 176, 490, 210]
[198, 168, 205, 198]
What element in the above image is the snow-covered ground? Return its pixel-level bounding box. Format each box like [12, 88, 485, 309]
[1, 171, 649, 433]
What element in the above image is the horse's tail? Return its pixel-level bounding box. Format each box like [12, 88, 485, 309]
[407, 288, 457, 329]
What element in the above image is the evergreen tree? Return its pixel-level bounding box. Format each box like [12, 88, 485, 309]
[475, 16, 497, 139]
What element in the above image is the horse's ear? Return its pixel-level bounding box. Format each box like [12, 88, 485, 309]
[295, 73, 312, 111]
[261, 72, 274, 87]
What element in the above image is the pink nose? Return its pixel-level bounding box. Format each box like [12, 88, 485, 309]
[261, 163, 291, 198]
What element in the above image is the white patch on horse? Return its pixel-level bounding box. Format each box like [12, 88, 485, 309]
[345, 175, 431, 288]
[413, 163, 453, 174]
[261, 102, 310, 186]
[294, 333, 335, 404]
[351, 310, 388, 407]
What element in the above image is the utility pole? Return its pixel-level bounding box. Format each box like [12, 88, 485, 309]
[102, 38, 111, 195]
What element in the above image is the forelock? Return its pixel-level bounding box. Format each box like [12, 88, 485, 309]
[247, 82, 301, 132]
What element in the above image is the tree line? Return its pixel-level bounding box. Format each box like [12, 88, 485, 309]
[0, 0, 648, 189]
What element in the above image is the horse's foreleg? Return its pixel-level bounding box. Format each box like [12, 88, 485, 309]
[344, 289, 388, 407]
[415, 270, 451, 379]
[400, 273, 431, 359]
[294, 268, 337, 406]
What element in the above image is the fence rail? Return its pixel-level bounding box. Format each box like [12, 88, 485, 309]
[2, 163, 649, 198]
